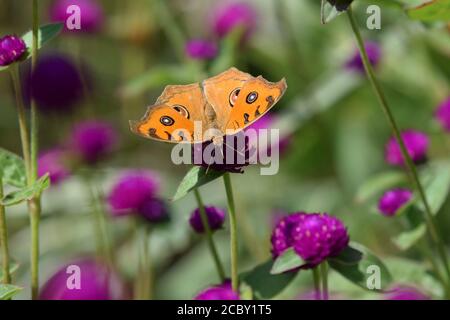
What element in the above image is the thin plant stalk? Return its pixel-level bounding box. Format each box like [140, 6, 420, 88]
[194, 189, 226, 282]
[0, 179, 11, 284]
[223, 173, 238, 291]
[320, 262, 329, 300]
[312, 267, 321, 300]
[346, 7, 450, 287]
[134, 225, 153, 300]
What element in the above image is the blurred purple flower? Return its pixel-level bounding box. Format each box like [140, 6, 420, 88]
[26, 54, 84, 113]
[385, 130, 429, 166]
[38, 148, 70, 185]
[39, 259, 126, 300]
[211, 2, 257, 40]
[69, 120, 118, 164]
[189, 206, 226, 234]
[292, 213, 349, 269]
[385, 286, 429, 300]
[107, 170, 160, 217]
[346, 41, 381, 73]
[271, 212, 305, 258]
[185, 39, 218, 60]
[378, 188, 413, 217]
[0, 35, 27, 66]
[137, 198, 170, 223]
[195, 281, 240, 300]
[435, 96, 450, 132]
[50, 0, 104, 33]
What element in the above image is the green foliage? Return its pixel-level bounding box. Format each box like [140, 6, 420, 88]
[407, 0, 450, 21]
[173, 167, 224, 201]
[0, 285, 22, 300]
[271, 248, 305, 274]
[0, 148, 26, 188]
[1, 175, 50, 206]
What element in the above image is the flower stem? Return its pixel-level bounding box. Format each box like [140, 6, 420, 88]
[346, 7, 450, 287]
[0, 180, 11, 284]
[312, 267, 321, 300]
[194, 189, 226, 282]
[223, 173, 239, 291]
[320, 262, 329, 300]
[134, 225, 153, 300]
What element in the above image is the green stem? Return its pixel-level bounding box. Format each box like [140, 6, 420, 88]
[0, 180, 11, 284]
[346, 7, 450, 287]
[134, 225, 153, 300]
[28, 198, 40, 299]
[320, 262, 329, 300]
[194, 189, 226, 282]
[223, 173, 239, 291]
[312, 267, 321, 300]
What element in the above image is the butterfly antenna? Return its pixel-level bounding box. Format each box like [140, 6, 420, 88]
[222, 141, 245, 157]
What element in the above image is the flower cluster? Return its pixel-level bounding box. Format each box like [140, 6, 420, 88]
[385, 130, 429, 167]
[378, 189, 413, 217]
[189, 206, 226, 234]
[195, 281, 240, 300]
[435, 96, 450, 132]
[0, 35, 27, 66]
[346, 41, 381, 73]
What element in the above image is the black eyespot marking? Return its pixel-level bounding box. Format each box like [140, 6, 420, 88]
[173, 105, 190, 119]
[246, 92, 258, 104]
[160, 116, 175, 126]
[148, 128, 158, 138]
[229, 88, 241, 107]
[244, 113, 250, 124]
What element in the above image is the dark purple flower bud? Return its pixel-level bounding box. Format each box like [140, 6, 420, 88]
[385, 285, 429, 300]
[435, 96, 450, 132]
[292, 213, 349, 269]
[26, 54, 84, 113]
[38, 148, 70, 185]
[185, 40, 218, 60]
[50, 0, 104, 34]
[211, 2, 257, 40]
[345, 41, 381, 73]
[378, 188, 413, 217]
[137, 198, 170, 223]
[385, 130, 429, 166]
[39, 259, 127, 300]
[0, 35, 27, 66]
[189, 206, 226, 234]
[271, 212, 306, 258]
[69, 120, 118, 164]
[107, 170, 160, 217]
[195, 281, 240, 300]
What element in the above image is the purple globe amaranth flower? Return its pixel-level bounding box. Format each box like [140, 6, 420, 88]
[385, 130, 429, 166]
[185, 39, 218, 60]
[385, 285, 429, 300]
[50, 0, 104, 34]
[39, 259, 126, 300]
[435, 96, 450, 132]
[271, 212, 306, 258]
[27, 54, 84, 113]
[292, 213, 349, 269]
[69, 120, 118, 164]
[189, 206, 226, 234]
[346, 41, 381, 73]
[38, 148, 71, 185]
[0, 35, 27, 66]
[107, 170, 160, 217]
[137, 198, 170, 223]
[378, 188, 413, 217]
[195, 281, 240, 300]
[211, 2, 257, 40]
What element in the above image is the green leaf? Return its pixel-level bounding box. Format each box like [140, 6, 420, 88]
[0, 285, 22, 300]
[329, 243, 393, 291]
[418, 160, 450, 215]
[355, 171, 406, 204]
[0, 148, 26, 188]
[240, 259, 297, 299]
[392, 223, 427, 251]
[407, 0, 450, 22]
[0, 23, 63, 72]
[1, 175, 50, 206]
[271, 248, 305, 274]
[321, 0, 354, 24]
[172, 167, 224, 201]
[0, 261, 19, 280]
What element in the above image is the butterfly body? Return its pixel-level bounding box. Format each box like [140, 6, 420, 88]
[130, 68, 287, 144]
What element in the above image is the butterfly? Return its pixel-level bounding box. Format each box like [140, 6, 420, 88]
[130, 67, 287, 144]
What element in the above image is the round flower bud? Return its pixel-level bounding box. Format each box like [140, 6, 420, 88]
[189, 206, 226, 234]
[435, 97, 450, 132]
[195, 281, 240, 300]
[37, 148, 70, 185]
[0, 35, 27, 66]
[185, 40, 218, 60]
[385, 130, 429, 166]
[378, 188, 413, 217]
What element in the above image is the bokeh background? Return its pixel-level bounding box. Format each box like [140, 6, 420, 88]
[0, 0, 449, 299]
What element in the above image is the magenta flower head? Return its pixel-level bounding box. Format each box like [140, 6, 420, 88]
[0, 35, 27, 66]
[346, 41, 381, 73]
[435, 96, 450, 132]
[39, 259, 126, 300]
[69, 120, 118, 164]
[189, 206, 226, 234]
[27, 54, 84, 113]
[378, 188, 413, 217]
[292, 213, 349, 269]
[385, 285, 429, 300]
[185, 39, 218, 60]
[107, 170, 160, 217]
[195, 281, 240, 300]
[137, 198, 170, 223]
[38, 148, 70, 185]
[271, 212, 306, 258]
[50, 0, 104, 34]
[211, 2, 257, 40]
[385, 130, 429, 166]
